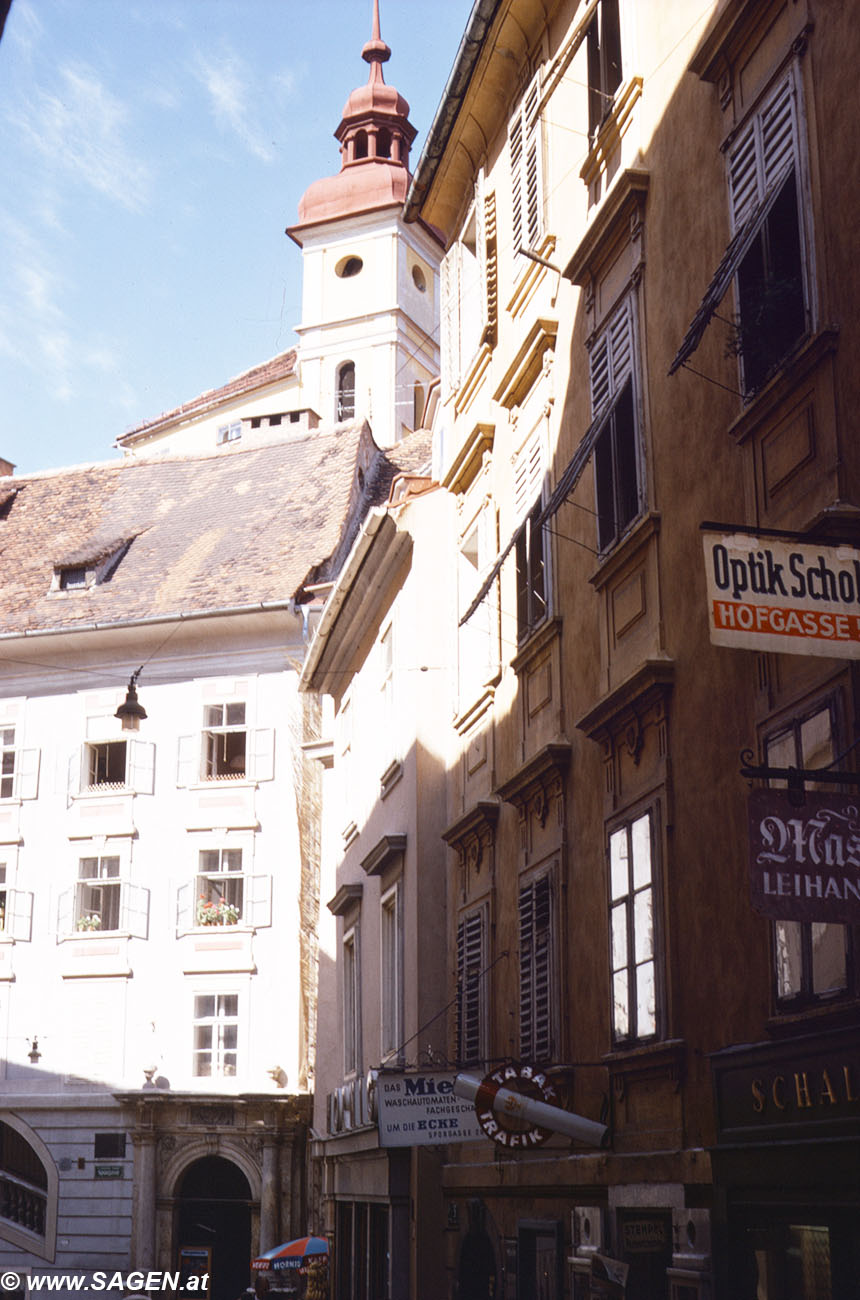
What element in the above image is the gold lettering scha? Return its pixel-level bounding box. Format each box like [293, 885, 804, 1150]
[751, 1063, 859, 1114]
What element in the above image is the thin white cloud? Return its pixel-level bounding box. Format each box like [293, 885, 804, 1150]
[194, 49, 274, 164]
[5, 0, 44, 58]
[11, 63, 152, 211]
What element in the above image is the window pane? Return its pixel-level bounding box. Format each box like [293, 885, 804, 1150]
[611, 903, 627, 972]
[222, 849, 242, 872]
[220, 994, 238, 1018]
[194, 1025, 212, 1051]
[811, 922, 846, 995]
[613, 381, 638, 535]
[801, 707, 833, 771]
[222, 1025, 238, 1051]
[103, 858, 120, 878]
[79, 857, 98, 878]
[774, 920, 803, 998]
[610, 828, 628, 900]
[631, 814, 652, 889]
[595, 425, 615, 550]
[225, 703, 246, 726]
[633, 888, 653, 963]
[637, 960, 656, 1036]
[195, 995, 215, 1019]
[204, 705, 224, 727]
[613, 970, 629, 1038]
[199, 850, 220, 872]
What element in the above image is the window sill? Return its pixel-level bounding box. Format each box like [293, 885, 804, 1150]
[380, 759, 403, 800]
[453, 683, 497, 736]
[766, 993, 858, 1039]
[589, 511, 660, 592]
[603, 1037, 686, 1099]
[512, 615, 562, 677]
[728, 326, 840, 446]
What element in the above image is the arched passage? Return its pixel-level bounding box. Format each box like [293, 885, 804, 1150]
[457, 1230, 496, 1300]
[176, 1156, 252, 1300]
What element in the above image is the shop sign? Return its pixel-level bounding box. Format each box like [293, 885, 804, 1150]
[94, 1164, 123, 1180]
[748, 790, 860, 923]
[473, 1063, 557, 1149]
[702, 529, 860, 658]
[620, 1218, 668, 1253]
[376, 1072, 485, 1147]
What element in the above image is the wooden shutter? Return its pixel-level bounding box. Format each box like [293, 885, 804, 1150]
[729, 73, 797, 230]
[7, 889, 33, 942]
[249, 728, 275, 782]
[441, 243, 461, 395]
[128, 740, 155, 794]
[176, 734, 198, 788]
[513, 424, 545, 524]
[249, 873, 272, 928]
[121, 883, 150, 939]
[457, 908, 485, 1063]
[15, 748, 40, 800]
[519, 874, 553, 1060]
[176, 880, 193, 935]
[57, 885, 74, 936]
[510, 70, 543, 259]
[590, 297, 633, 417]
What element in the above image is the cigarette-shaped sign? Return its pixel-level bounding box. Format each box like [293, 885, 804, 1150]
[702, 530, 860, 658]
[454, 1066, 609, 1149]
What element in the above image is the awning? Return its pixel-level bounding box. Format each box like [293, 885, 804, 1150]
[668, 163, 792, 375]
[252, 1237, 328, 1272]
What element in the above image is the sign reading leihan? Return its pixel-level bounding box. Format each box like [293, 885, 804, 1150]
[703, 530, 860, 657]
[376, 1072, 485, 1147]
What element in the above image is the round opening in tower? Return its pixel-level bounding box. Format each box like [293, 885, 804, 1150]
[336, 256, 364, 279]
[411, 264, 427, 292]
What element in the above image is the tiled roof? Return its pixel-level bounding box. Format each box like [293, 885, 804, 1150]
[117, 349, 298, 446]
[0, 421, 402, 636]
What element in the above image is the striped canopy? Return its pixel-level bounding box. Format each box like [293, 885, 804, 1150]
[252, 1237, 329, 1272]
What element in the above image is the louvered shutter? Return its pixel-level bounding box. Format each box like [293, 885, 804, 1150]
[519, 874, 554, 1060]
[475, 170, 488, 334]
[457, 909, 485, 1064]
[510, 111, 524, 256]
[590, 298, 634, 419]
[729, 73, 797, 231]
[441, 243, 462, 395]
[513, 425, 545, 525]
[510, 69, 543, 259]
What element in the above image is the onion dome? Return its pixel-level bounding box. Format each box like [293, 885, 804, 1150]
[291, 0, 417, 233]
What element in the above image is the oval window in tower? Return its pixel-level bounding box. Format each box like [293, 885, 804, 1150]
[336, 255, 364, 279]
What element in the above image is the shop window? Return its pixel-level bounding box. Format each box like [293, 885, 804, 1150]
[192, 993, 238, 1077]
[337, 362, 356, 421]
[519, 871, 556, 1060]
[609, 810, 659, 1043]
[587, 0, 623, 139]
[591, 297, 641, 552]
[765, 700, 850, 1005]
[380, 884, 403, 1063]
[457, 905, 488, 1065]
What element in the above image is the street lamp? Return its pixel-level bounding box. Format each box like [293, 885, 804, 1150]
[115, 667, 147, 731]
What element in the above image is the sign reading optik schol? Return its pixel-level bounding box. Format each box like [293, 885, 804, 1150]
[702, 529, 860, 657]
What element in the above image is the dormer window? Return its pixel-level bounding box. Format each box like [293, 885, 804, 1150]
[52, 538, 134, 594]
[217, 422, 241, 445]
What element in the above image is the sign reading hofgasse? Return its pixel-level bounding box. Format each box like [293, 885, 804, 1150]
[702, 529, 860, 657]
[749, 790, 860, 924]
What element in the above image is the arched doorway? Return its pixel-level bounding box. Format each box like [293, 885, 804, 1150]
[457, 1231, 496, 1300]
[176, 1156, 252, 1300]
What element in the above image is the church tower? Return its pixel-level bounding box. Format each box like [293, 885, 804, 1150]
[287, 0, 441, 447]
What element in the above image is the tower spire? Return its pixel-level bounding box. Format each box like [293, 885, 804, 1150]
[362, 0, 391, 69]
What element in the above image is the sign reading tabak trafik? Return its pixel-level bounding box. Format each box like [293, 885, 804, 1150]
[702, 530, 860, 657]
[749, 790, 860, 923]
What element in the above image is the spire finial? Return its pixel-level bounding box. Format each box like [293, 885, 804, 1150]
[362, 0, 390, 67]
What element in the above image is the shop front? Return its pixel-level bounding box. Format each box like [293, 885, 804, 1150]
[710, 1026, 860, 1300]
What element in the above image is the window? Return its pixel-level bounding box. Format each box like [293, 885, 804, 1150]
[202, 703, 246, 779]
[337, 362, 356, 421]
[196, 849, 244, 926]
[58, 567, 87, 590]
[510, 70, 544, 260]
[457, 906, 488, 1065]
[590, 298, 641, 551]
[380, 885, 403, 1063]
[336, 256, 363, 279]
[458, 502, 499, 700]
[76, 856, 121, 932]
[441, 179, 489, 395]
[765, 701, 849, 1004]
[609, 811, 658, 1043]
[727, 73, 808, 393]
[587, 0, 623, 140]
[343, 926, 361, 1076]
[513, 423, 548, 642]
[519, 871, 555, 1060]
[86, 740, 127, 789]
[216, 422, 241, 445]
[1, 729, 15, 798]
[192, 993, 238, 1077]
[0, 1121, 48, 1241]
[0, 864, 33, 942]
[339, 696, 354, 832]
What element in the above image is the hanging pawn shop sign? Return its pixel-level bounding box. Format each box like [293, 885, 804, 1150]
[702, 529, 860, 658]
[749, 790, 860, 924]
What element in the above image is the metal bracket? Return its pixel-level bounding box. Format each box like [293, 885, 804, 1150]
[739, 748, 860, 807]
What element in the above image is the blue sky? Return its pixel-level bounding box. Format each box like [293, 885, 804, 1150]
[0, 0, 469, 474]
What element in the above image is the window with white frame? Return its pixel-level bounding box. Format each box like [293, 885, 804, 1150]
[216, 422, 241, 445]
[175, 846, 271, 935]
[765, 700, 851, 1006]
[0, 861, 32, 942]
[1, 729, 15, 799]
[590, 297, 641, 552]
[0, 724, 38, 802]
[441, 175, 491, 395]
[586, 0, 623, 140]
[510, 70, 544, 263]
[337, 362, 356, 421]
[727, 71, 809, 393]
[458, 500, 499, 703]
[513, 423, 548, 642]
[192, 993, 239, 1077]
[202, 703, 246, 779]
[70, 735, 153, 798]
[380, 884, 403, 1063]
[518, 870, 556, 1060]
[457, 905, 488, 1065]
[57, 848, 148, 937]
[343, 925, 361, 1076]
[609, 810, 658, 1043]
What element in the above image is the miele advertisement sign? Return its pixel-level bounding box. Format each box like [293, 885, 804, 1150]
[702, 529, 860, 657]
